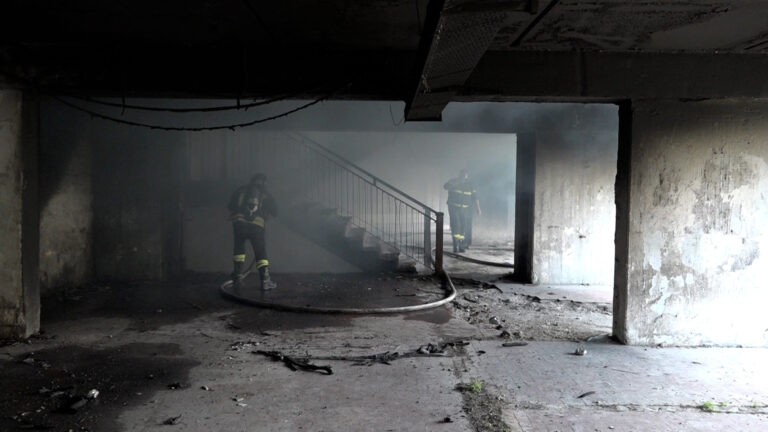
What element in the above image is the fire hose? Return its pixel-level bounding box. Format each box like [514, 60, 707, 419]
[220, 259, 457, 314]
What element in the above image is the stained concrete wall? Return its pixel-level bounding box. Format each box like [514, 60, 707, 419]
[91, 126, 184, 281]
[0, 90, 39, 338]
[616, 99, 768, 347]
[38, 101, 93, 293]
[531, 114, 618, 285]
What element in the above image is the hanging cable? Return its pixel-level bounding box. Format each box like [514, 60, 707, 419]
[67, 87, 321, 113]
[52, 86, 341, 132]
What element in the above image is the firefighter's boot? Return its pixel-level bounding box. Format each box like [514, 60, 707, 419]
[231, 261, 244, 285]
[260, 267, 277, 290]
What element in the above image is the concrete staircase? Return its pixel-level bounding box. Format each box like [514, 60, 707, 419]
[281, 202, 407, 273]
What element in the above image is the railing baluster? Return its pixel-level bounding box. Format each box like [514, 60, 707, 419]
[277, 131, 442, 272]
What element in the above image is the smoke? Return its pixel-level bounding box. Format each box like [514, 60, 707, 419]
[41, 98, 618, 274]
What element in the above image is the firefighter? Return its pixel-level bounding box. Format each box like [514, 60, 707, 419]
[228, 173, 278, 289]
[444, 169, 481, 253]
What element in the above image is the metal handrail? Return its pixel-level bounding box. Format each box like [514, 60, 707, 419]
[287, 131, 440, 219]
[278, 131, 444, 272]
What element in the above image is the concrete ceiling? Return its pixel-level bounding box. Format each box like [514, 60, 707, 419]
[4, 0, 767, 53]
[491, 0, 768, 52]
[2, 1, 767, 105]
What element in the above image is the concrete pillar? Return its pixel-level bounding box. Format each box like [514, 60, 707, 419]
[0, 90, 40, 339]
[532, 129, 617, 285]
[614, 99, 768, 347]
[513, 132, 535, 282]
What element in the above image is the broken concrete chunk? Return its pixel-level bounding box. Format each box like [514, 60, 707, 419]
[255, 351, 333, 375]
[501, 342, 528, 347]
[462, 294, 479, 303]
[162, 415, 182, 425]
[68, 398, 87, 412]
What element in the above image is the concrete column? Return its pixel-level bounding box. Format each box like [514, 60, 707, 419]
[532, 129, 617, 285]
[0, 90, 40, 339]
[614, 99, 768, 347]
[513, 132, 535, 282]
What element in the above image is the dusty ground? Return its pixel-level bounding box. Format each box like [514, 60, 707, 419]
[1, 265, 767, 431]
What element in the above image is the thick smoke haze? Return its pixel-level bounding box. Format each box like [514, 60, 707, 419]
[40, 98, 617, 277]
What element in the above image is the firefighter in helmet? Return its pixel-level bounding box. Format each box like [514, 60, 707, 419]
[444, 169, 481, 253]
[228, 173, 278, 289]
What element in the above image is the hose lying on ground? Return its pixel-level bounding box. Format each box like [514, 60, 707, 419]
[441, 249, 514, 268]
[220, 261, 457, 314]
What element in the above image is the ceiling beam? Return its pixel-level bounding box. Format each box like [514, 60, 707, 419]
[404, 0, 533, 121]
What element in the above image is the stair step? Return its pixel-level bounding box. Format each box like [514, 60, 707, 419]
[284, 200, 402, 273]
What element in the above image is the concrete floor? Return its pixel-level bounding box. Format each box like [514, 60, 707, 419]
[1, 272, 767, 431]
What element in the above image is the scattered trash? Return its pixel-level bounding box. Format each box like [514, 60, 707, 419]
[267, 341, 470, 368]
[229, 340, 261, 351]
[200, 385, 211, 391]
[585, 334, 610, 343]
[68, 397, 88, 412]
[167, 382, 185, 390]
[184, 300, 203, 311]
[501, 342, 528, 347]
[232, 396, 244, 402]
[573, 347, 588, 356]
[86, 389, 99, 399]
[577, 391, 596, 399]
[162, 415, 182, 425]
[489, 316, 500, 325]
[417, 343, 450, 356]
[255, 351, 333, 375]
[236, 402, 248, 407]
[462, 294, 479, 303]
[38, 385, 74, 398]
[13, 420, 53, 430]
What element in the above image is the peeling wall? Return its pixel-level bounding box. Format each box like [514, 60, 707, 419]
[532, 123, 618, 285]
[38, 101, 93, 293]
[622, 99, 768, 347]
